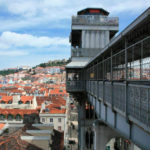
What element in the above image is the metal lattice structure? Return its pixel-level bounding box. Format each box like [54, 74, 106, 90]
[66, 8, 150, 150]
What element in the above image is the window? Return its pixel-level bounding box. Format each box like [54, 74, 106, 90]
[58, 118, 61, 122]
[25, 101, 30, 104]
[8, 100, 12, 104]
[16, 114, 22, 121]
[58, 126, 61, 131]
[18, 101, 23, 104]
[8, 114, 13, 120]
[1, 101, 5, 104]
[50, 118, 53, 122]
[42, 118, 45, 122]
[0, 114, 5, 120]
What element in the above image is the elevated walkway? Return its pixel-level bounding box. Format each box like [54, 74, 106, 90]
[66, 7, 150, 150]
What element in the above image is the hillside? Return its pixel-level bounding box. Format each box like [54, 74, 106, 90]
[34, 59, 70, 68]
[0, 69, 19, 76]
[0, 59, 70, 76]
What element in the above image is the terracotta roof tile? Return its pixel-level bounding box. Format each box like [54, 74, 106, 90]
[0, 125, 42, 150]
[0, 93, 7, 96]
[1, 96, 12, 102]
[42, 103, 66, 114]
[0, 109, 38, 117]
[0, 124, 5, 130]
[21, 96, 33, 102]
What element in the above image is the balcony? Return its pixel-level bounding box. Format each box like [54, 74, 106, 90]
[66, 68, 85, 92]
[71, 48, 100, 57]
[72, 15, 119, 26]
[66, 80, 85, 92]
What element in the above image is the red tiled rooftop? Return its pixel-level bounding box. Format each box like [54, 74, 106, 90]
[0, 93, 7, 96]
[42, 103, 66, 114]
[0, 96, 34, 104]
[0, 124, 5, 130]
[1, 96, 12, 102]
[0, 109, 38, 117]
[21, 96, 33, 102]
[36, 96, 52, 106]
[10, 89, 23, 93]
[0, 125, 43, 150]
[23, 86, 32, 90]
[50, 109, 66, 114]
[50, 89, 67, 95]
[51, 96, 66, 106]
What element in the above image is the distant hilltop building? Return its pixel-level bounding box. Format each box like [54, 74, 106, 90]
[18, 66, 31, 70]
[6, 68, 18, 70]
[48, 59, 67, 64]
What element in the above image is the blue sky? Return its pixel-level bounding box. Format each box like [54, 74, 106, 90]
[0, 0, 149, 70]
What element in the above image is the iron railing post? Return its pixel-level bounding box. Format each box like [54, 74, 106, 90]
[125, 37, 129, 119]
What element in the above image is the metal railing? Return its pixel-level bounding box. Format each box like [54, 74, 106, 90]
[66, 80, 85, 92]
[113, 82, 126, 112]
[72, 15, 119, 26]
[128, 84, 150, 126]
[104, 82, 112, 104]
[71, 48, 100, 57]
[85, 36, 150, 81]
[86, 80, 150, 127]
[67, 78, 150, 127]
[98, 81, 103, 100]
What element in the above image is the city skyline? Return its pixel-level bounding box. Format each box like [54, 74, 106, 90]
[0, 0, 149, 69]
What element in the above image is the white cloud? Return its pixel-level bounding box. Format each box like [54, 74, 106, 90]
[0, 0, 149, 31]
[3, 0, 69, 19]
[3, 0, 150, 17]
[107, 0, 150, 14]
[0, 50, 28, 56]
[7, 1, 38, 17]
[0, 31, 69, 49]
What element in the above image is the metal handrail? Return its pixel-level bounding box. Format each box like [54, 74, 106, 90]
[86, 80, 150, 127]
[72, 15, 119, 26]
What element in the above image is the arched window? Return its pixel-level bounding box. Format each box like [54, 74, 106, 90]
[7, 114, 14, 120]
[23, 114, 30, 124]
[16, 114, 22, 121]
[0, 114, 5, 120]
[25, 101, 30, 104]
[8, 100, 12, 104]
[18, 101, 23, 104]
[1, 101, 5, 104]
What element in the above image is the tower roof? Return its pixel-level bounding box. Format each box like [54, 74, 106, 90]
[77, 8, 109, 16]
